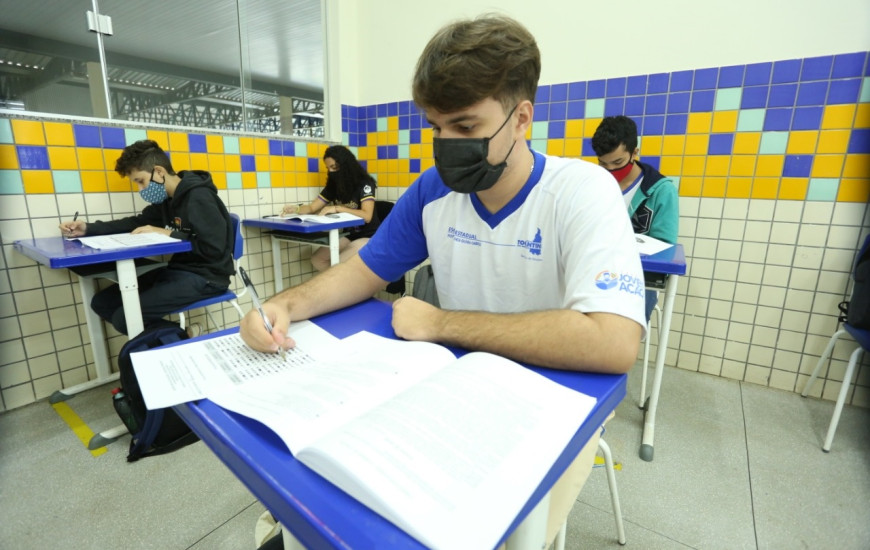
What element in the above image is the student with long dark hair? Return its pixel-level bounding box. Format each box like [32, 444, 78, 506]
[282, 145, 379, 271]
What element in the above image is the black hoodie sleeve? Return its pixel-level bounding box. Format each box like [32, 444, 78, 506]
[175, 187, 231, 263]
[84, 203, 166, 236]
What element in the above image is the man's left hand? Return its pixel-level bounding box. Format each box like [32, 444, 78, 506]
[391, 296, 443, 342]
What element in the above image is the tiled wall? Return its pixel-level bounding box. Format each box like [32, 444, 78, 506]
[1, 50, 869, 412]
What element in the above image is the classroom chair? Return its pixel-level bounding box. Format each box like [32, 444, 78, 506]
[172, 213, 246, 332]
[801, 234, 870, 452]
[374, 200, 406, 295]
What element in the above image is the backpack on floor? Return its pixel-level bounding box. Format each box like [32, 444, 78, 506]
[838, 238, 870, 330]
[412, 264, 440, 307]
[114, 323, 199, 462]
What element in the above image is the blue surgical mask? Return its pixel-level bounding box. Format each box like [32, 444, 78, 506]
[139, 171, 168, 204]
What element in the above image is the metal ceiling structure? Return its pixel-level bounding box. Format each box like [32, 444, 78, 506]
[0, 0, 325, 136]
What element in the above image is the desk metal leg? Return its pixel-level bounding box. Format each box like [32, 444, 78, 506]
[505, 492, 549, 550]
[640, 274, 679, 462]
[272, 235, 284, 294]
[327, 229, 340, 266]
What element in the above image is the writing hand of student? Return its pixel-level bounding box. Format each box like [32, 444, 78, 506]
[59, 220, 86, 237]
[391, 296, 443, 342]
[239, 302, 296, 353]
[131, 225, 171, 236]
[282, 204, 300, 215]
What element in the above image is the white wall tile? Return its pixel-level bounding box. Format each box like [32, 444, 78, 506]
[784, 288, 814, 311]
[0, 195, 27, 220]
[57, 347, 86, 371]
[734, 282, 761, 304]
[716, 240, 742, 261]
[807, 313, 839, 337]
[791, 246, 823, 270]
[758, 285, 786, 308]
[23, 333, 55, 358]
[731, 302, 757, 323]
[0, 361, 30, 388]
[18, 311, 49, 336]
[724, 340, 749, 362]
[789, 267, 819, 291]
[721, 360, 746, 380]
[737, 263, 763, 284]
[699, 198, 724, 218]
[28, 353, 59, 378]
[762, 265, 790, 286]
[689, 258, 714, 279]
[699, 354, 723, 375]
[49, 305, 80, 330]
[719, 220, 745, 240]
[748, 344, 774, 367]
[769, 222, 799, 244]
[827, 224, 862, 250]
[777, 329, 808, 353]
[797, 224, 829, 247]
[811, 291, 844, 316]
[831, 202, 867, 226]
[31, 217, 64, 238]
[84, 193, 112, 216]
[8, 266, 42, 292]
[0, 219, 33, 243]
[710, 280, 735, 300]
[2, 384, 35, 409]
[728, 321, 753, 343]
[773, 200, 803, 223]
[705, 318, 729, 337]
[766, 244, 794, 266]
[12, 289, 46, 315]
[53, 326, 84, 351]
[56, 194, 86, 218]
[708, 299, 732, 320]
[744, 221, 771, 242]
[680, 333, 702, 353]
[683, 296, 709, 316]
[26, 195, 58, 218]
[822, 248, 857, 272]
[44, 285, 75, 308]
[756, 306, 783, 328]
[769, 368, 797, 391]
[678, 217, 697, 239]
[40, 266, 72, 287]
[109, 192, 135, 215]
[801, 201, 834, 224]
[817, 271, 849, 295]
[678, 196, 700, 217]
[781, 310, 809, 332]
[752, 325, 778, 346]
[692, 238, 717, 258]
[722, 199, 749, 220]
[696, 218, 721, 239]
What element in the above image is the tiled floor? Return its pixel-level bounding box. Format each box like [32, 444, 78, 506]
[1, 360, 868, 549]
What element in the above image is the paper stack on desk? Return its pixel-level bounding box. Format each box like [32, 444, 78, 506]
[70, 232, 180, 250]
[132, 324, 597, 550]
[635, 234, 673, 256]
[266, 212, 361, 223]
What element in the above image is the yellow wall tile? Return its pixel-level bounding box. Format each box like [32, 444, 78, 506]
[386, 159, 399, 173]
[733, 132, 761, 155]
[208, 154, 227, 173]
[21, 170, 53, 193]
[269, 156, 283, 171]
[580, 156, 597, 164]
[842, 154, 869, 178]
[817, 130, 850, 154]
[525, 126, 533, 140]
[146, 130, 168, 149]
[687, 112, 712, 134]
[254, 138, 269, 156]
[565, 120, 583, 139]
[225, 155, 241, 172]
[564, 139, 582, 157]
[211, 172, 227, 189]
[294, 158, 308, 172]
[778, 177, 808, 200]
[811, 155, 844, 178]
[168, 132, 188, 152]
[855, 104, 870, 128]
[420, 128, 433, 144]
[547, 139, 565, 156]
[108, 173, 133, 192]
[837, 179, 870, 202]
[171, 153, 191, 171]
[255, 155, 269, 172]
[659, 156, 682, 175]
[81, 171, 107, 192]
[705, 156, 730, 176]
[399, 173, 412, 186]
[387, 117, 399, 131]
[663, 136, 686, 155]
[682, 156, 706, 176]
[11, 120, 45, 145]
[43, 122, 75, 146]
[421, 143, 433, 158]
[284, 172, 298, 187]
[77, 148, 104, 170]
[755, 155, 784, 177]
[47, 147, 78, 170]
[583, 118, 602, 138]
[239, 137, 254, 155]
[399, 159, 410, 173]
[0, 144, 19, 169]
[729, 155, 756, 177]
[307, 173, 320, 186]
[786, 131, 818, 155]
[639, 135, 662, 156]
[421, 158, 435, 171]
[683, 135, 707, 155]
[282, 157, 296, 172]
[821, 104, 856, 129]
[678, 176, 702, 197]
[187, 152, 207, 169]
[206, 135, 224, 153]
[711, 111, 738, 133]
[751, 177, 779, 199]
[702, 177, 727, 197]
[102, 150, 120, 173]
[241, 172, 257, 188]
[725, 177, 752, 198]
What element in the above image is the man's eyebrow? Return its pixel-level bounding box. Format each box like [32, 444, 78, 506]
[426, 113, 478, 126]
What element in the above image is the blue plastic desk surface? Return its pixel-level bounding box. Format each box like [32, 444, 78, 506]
[243, 216, 364, 234]
[13, 237, 191, 269]
[175, 299, 627, 550]
[640, 243, 686, 276]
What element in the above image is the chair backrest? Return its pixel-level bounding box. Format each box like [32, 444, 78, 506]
[229, 213, 243, 261]
[374, 200, 394, 223]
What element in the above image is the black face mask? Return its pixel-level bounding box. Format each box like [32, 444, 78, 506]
[433, 105, 518, 194]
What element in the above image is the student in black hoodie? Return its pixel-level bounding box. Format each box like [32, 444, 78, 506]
[59, 139, 234, 335]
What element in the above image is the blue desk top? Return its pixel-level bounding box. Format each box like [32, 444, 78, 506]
[175, 299, 627, 549]
[243, 216, 365, 234]
[640, 243, 686, 276]
[13, 237, 192, 269]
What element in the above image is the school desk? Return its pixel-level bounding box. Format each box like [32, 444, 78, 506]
[174, 298, 627, 550]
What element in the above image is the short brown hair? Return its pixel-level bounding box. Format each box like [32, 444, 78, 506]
[412, 14, 541, 114]
[114, 139, 175, 176]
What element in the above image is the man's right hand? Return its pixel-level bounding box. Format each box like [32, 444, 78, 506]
[239, 302, 296, 353]
[59, 220, 86, 237]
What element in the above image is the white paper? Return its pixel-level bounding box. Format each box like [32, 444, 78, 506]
[266, 212, 362, 223]
[131, 320, 339, 409]
[635, 234, 673, 256]
[71, 232, 180, 249]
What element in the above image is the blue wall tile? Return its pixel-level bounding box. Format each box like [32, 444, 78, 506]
[767, 84, 797, 108]
[718, 65, 745, 88]
[645, 95, 667, 115]
[568, 81, 586, 100]
[642, 115, 665, 135]
[409, 158, 420, 173]
[268, 139, 283, 156]
[376, 103, 387, 117]
[648, 73, 669, 93]
[410, 129, 421, 144]
[693, 67, 718, 90]
[664, 114, 688, 134]
[282, 141, 296, 156]
[588, 80, 606, 99]
[387, 102, 398, 117]
[772, 59, 801, 83]
[801, 55, 833, 81]
[625, 96, 644, 116]
[550, 102, 567, 120]
[744, 62, 772, 85]
[307, 157, 319, 172]
[741, 86, 769, 109]
[763, 108, 793, 131]
[606, 78, 626, 97]
[73, 124, 101, 147]
[690, 90, 715, 112]
[581, 138, 596, 156]
[792, 107, 824, 130]
[796, 82, 829, 106]
[827, 79, 861, 104]
[783, 155, 812, 177]
[188, 134, 207, 153]
[626, 75, 647, 95]
[832, 52, 866, 78]
[670, 70, 693, 92]
[548, 120, 565, 139]
[240, 155, 256, 172]
[16, 145, 50, 169]
[100, 127, 126, 149]
[567, 100, 585, 119]
[535, 85, 550, 104]
[604, 98, 624, 116]
[533, 105, 549, 122]
[848, 129, 870, 154]
[667, 92, 690, 113]
[644, 156, 661, 170]
[551, 83, 568, 102]
[708, 133, 734, 155]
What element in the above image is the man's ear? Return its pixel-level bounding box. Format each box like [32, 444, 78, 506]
[515, 100, 534, 135]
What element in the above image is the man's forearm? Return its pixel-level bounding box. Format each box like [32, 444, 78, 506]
[433, 309, 642, 373]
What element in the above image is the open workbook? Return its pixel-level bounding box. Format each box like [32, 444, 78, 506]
[66, 232, 180, 250]
[265, 212, 361, 223]
[132, 328, 597, 550]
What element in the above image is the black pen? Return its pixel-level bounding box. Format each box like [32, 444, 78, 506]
[68, 211, 79, 235]
[239, 267, 286, 360]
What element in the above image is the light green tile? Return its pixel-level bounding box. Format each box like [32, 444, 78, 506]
[737, 109, 765, 132]
[256, 172, 271, 188]
[806, 178, 839, 201]
[226, 172, 242, 189]
[398, 144, 410, 159]
[0, 170, 24, 194]
[585, 98, 605, 118]
[860, 77, 870, 103]
[759, 132, 788, 155]
[52, 171, 82, 193]
[715, 88, 742, 111]
[295, 142, 308, 157]
[342, 132, 349, 145]
[223, 136, 240, 154]
[0, 119, 12, 144]
[530, 138, 548, 152]
[531, 122, 549, 140]
[124, 128, 148, 144]
[377, 118, 387, 132]
[398, 129, 410, 145]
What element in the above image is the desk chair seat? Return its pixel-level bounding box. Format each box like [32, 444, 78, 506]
[172, 213, 246, 332]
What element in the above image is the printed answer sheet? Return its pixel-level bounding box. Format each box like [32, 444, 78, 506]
[71, 232, 180, 249]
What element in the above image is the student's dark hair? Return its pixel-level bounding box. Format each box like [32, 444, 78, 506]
[323, 145, 375, 202]
[591, 115, 638, 157]
[412, 14, 541, 114]
[114, 139, 176, 176]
